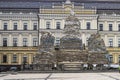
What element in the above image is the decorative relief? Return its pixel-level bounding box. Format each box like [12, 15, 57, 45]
[88, 33, 106, 53]
[40, 32, 55, 51]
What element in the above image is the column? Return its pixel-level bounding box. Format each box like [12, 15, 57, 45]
[29, 34, 32, 46]
[114, 35, 117, 47]
[42, 19, 45, 29]
[18, 53, 22, 65]
[62, 19, 65, 29]
[9, 19, 12, 30]
[28, 54, 32, 64]
[114, 21, 117, 31]
[8, 53, 11, 64]
[93, 20, 97, 29]
[18, 34, 22, 46]
[104, 21, 107, 31]
[104, 34, 108, 47]
[39, 18, 42, 29]
[0, 34, 1, 46]
[9, 34, 12, 46]
[83, 19, 86, 29]
[114, 54, 118, 64]
[19, 20, 22, 30]
[0, 54, 1, 64]
[52, 18, 55, 29]
[0, 19, 2, 29]
[29, 20, 32, 30]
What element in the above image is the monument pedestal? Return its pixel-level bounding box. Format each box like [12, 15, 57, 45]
[59, 62, 83, 71]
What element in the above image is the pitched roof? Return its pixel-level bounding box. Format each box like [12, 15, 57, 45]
[0, 2, 120, 10]
[1, 0, 120, 2]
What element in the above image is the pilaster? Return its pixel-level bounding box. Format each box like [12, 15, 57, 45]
[9, 34, 12, 46]
[19, 19, 22, 30]
[0, 19, 2, 29]
[52, 18, 55, 29]
[18, 53, 22, 65]
[9, 19, 12, 30]
[114, 35, 117, 47]
[29, 20, 32, 30]
[29, 34, 32, 46]
[39, 18, 41, 29]
[62, 19, 65, 29]
[104, 34, 108, 47]
[114, 54, 118, 64]
[104, 21, 107, 31]
[18, 34, 22, 46]
[0, 34, 1, 46]
[8, 53, 11, 64]
[28, 54, 32, 64]
[0, 54, 1, 64]
[82, 19, 85, 29]
[114, 20, 117, 31]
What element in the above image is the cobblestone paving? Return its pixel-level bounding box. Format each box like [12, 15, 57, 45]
[0, 72, 120, 80]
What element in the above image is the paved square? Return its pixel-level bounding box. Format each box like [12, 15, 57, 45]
[0, 72, 120, 80]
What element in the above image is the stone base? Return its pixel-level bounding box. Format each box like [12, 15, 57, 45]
[88, 52, 108, 64]
[59, 62, 83, 71]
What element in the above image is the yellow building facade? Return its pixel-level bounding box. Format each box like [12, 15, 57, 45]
[0, 0, 120, 69]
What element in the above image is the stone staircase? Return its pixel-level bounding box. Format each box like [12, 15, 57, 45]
[59, 62, 83, 71]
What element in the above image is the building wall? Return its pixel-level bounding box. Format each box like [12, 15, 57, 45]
[0, 1, 120, 67]
[0, 13, 38, 66]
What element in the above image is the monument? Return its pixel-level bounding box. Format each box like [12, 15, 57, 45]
[57, 10, 88, 71]
[33, 10, 109, 71]
[33, 32, 55, 70]
[60, 11, 82, 50]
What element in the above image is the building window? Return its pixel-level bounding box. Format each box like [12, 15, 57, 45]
[12, 54, 17, 63]
[46, 21, 50, 29]
[56, 22, 61, 29]
[118, 24, 120, 31]
[109, 38, 113, 47]
[23, 55, 27, 63]
[86, 22, 90, 30]
[13, 23, 17, 30]
[3, 38, 7, 47]
[55, 37, 60, 45]
[23, 23, 27, 30]
[23, 38, 27, 47]
[99, 24, 103, 31]
[119, 55, 120, 63]
[86, 38, 89, 46]
[109, 55, 113, 63]
[13, 38, 17, 47]
[3, 23, 7, 30]
[33, 23, 37, 30]
[109, 24, 112, 31]
[33, 38, 37, 47]
[118, 39, 120, 47]
[3, 55, 7, 63]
